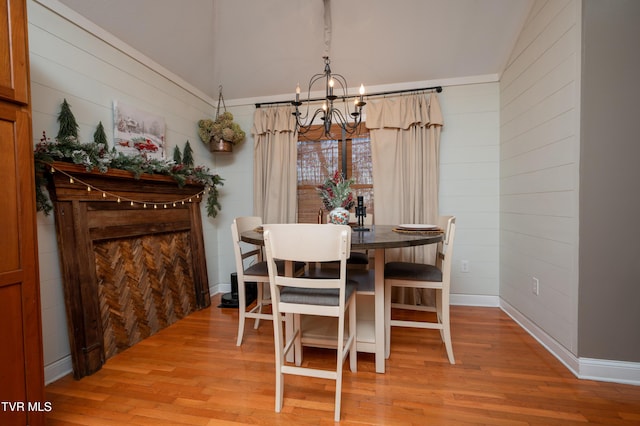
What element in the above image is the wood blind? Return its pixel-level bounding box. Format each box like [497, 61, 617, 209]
[297, 124, 373, 223]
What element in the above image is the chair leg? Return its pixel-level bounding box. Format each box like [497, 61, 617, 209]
[254, 282, 264, 329]
[273, 313, 285, 413]
[335, 313, 345, 422]
[334, 374, 342, 422]
[236, 282, 247, 346]
[384, 283, 392, 359]
[436, 288, 455, 364]
[293, 314, 302, 366]
[349, 299, 357, 372]
[275, 370, 284, 413]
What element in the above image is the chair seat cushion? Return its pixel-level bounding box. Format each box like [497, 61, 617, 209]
[280, 280, 357, 306]
[304, 269, 374, 293]
[245, 260, 305, 277]
[322, 251, 369, 266]
[347, 251, 369, 265]
[384, 261, 443, 282]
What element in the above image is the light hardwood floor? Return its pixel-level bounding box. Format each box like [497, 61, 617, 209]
[45, 294, 640, 425]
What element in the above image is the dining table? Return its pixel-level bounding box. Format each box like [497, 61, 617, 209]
[241, 224, 443, 373]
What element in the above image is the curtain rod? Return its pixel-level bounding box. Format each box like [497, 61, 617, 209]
[254, 85, 442, 108]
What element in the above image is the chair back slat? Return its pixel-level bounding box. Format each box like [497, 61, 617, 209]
[231, 217, 264, 272]
[265, 224, 351, 263]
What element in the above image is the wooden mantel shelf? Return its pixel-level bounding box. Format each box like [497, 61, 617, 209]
[45, 161, 211, 379]
[46, 161, 206, 202]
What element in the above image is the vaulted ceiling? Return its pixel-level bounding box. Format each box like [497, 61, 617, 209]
[57, 0, 533, 101]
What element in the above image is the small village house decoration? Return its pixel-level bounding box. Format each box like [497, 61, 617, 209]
[197, 86, 245, 153]
[35, 99, 224, 218]
[113, 100, 166, 160]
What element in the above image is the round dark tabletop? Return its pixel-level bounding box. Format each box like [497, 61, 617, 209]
[241, 224, 442, 249]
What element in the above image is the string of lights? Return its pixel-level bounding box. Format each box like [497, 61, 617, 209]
[46, 163, 206, 209]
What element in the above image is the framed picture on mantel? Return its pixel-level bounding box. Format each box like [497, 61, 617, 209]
[113, 100, 166, 160]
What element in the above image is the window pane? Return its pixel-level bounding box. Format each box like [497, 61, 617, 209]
[351, 136, 372, 185]
[351, 135, 374, 218]
[297, 140, 337, 185]
[296, 125, 373, 223]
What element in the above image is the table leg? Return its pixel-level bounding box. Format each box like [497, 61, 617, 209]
[284, 260, 295, 363]
[374, 248, 385, 373]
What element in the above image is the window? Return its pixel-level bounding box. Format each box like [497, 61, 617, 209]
[296, 124, 373, 223]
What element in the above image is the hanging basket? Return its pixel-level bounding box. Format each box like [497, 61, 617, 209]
[209, 137, 233, 153]
[198, 86, 245, 154]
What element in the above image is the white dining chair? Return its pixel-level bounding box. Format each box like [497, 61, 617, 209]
[263, 223, 357, 422]
[231, 216, 304, 346]
[384, 217, 457, 364]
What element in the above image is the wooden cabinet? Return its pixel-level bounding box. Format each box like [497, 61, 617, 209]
[0, 0, 29, 104]
[0, 1, 46, 425]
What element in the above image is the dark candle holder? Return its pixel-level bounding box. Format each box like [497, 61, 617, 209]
[353, 195, 369, 231]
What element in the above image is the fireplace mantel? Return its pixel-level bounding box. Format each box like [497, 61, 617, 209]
[45, 162, 211, 378]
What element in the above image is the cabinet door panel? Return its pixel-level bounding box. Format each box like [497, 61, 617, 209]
[0, 105, 20, 271]
[0, 0, 29, 103]
[0, 1, 44, 423]
[0, 101, 44, 426]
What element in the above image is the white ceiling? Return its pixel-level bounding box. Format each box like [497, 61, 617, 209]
[57, 0, 533, 101]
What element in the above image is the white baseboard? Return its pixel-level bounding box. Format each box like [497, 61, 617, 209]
[500, 298, 640, 386]
[579, 357, 640, 386]
[451, 294, 499, 307]
[44, 355, 73, 385]
[210, 282, 230, 296]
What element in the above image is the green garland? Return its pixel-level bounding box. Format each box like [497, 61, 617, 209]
[34, 132, 224, 218]
[34, 99, 224, 218]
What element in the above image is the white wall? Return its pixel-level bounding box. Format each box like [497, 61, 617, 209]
[499, 0, 581, 355]
[438, 83, 500, 305]
[29, 0, 221, 383]
[207, 103, 255, 287]
[29, 0, 502, 383]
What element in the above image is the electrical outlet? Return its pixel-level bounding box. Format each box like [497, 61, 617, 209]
[460, 260, 469, 273]
[532, 277, 539, 295]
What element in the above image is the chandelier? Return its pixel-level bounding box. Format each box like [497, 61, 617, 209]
[292, 56, 365, 137]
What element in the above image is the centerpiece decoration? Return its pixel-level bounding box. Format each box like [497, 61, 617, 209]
[317, 170, 355, 225]
[198, 87, 245, 153]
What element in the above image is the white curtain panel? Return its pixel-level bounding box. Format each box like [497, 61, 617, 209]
[367, 93, 444, 305]
[251, 106, 299, 224]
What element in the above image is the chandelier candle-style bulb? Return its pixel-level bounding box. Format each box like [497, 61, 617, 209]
[291, 56, 365, 137]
